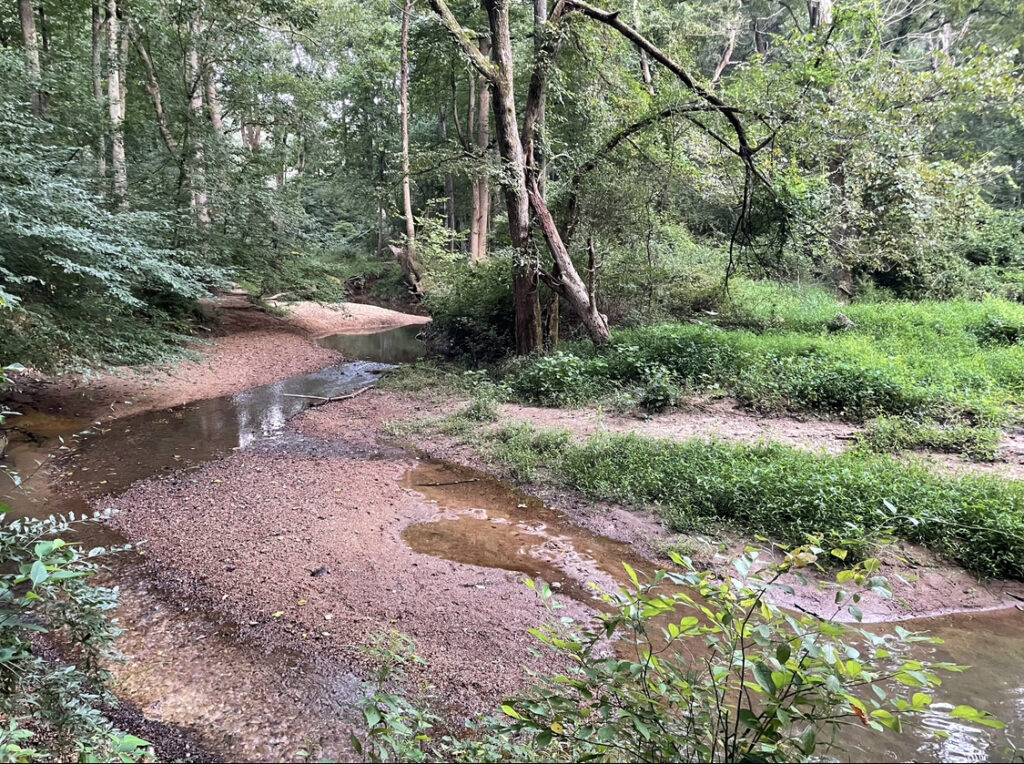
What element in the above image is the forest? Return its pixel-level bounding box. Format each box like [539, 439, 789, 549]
[1, 0, 1024, 761]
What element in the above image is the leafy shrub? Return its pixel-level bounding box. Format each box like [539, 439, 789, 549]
[508, 351, 607, 408]
[638, 364, 681, 412]
[483, 425, 1024, 579]
[355, 554, 1003, 763]
[422, 257, 515, 362]
[0, 510, 150, 762]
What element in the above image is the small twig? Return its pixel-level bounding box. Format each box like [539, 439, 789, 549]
[414, 478, 481, 487]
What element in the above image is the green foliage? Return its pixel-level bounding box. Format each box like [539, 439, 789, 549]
[0, 57, 220, 370]
[422, 257, 515, 362]
[857, 416, 1002, 461]
[481, 424, 1024, 580]
[0, 510, 150, 763]
[509, 289, 1024, 426]
[354, 555, 1004, 762]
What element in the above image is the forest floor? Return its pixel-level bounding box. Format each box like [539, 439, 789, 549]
[11, 301, 1024, 761]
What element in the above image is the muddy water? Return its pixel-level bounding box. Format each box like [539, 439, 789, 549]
[401, 462, 1024, 763]
[317, 323, 425, 363]
[2, 358, 395, 761]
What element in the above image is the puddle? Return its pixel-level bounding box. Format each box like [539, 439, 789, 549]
[317, 324, 425, 364]
[401, 462, 1024, 763]
[401, 461, 656, 606]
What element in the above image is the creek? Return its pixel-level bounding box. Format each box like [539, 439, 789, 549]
[2, 323, 1022, 762]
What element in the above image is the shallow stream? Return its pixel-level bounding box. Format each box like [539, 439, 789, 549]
[2, 323, 1023, 762]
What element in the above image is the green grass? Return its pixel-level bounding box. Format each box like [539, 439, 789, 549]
[507, 283, 1024, 429]
[481, 423, 1024, 581]
[855, 416, 1002, 461]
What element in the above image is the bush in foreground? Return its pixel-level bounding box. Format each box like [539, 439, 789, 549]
[355, 551, 1006, 762]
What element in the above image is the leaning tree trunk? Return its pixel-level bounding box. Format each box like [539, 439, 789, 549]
[107, 0, 128, 208]
[18, 0, 43, 117]
[397, 0, 424, 293]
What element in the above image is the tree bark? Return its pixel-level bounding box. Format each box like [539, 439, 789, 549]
[92, 2, 106, 178]
[529, 179, 610, 344]
[398, 0, 423, 292]
[469, 38, 491, 263]
[204, 64, 224, 132]
[134, 35, 178, 155]
[18, 0, 43, 116]
[107, 0, 128, 208]
[484, 0, 541, 353]
[439, 105, 457, 233]
[807, 0, 833, 29]
[186, 11, 210, 225]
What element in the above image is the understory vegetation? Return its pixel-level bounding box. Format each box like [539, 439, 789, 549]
[462, 422, 1024, 580]
[503, 284, 1024, 452]
[0, 510, 149, 763]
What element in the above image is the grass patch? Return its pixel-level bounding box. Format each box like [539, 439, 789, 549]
[507, 288, 1024, 427]
[856, 416, 1002, 461]
[481, 423, 1024, 580]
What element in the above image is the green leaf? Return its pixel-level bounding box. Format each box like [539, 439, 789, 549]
[29, 560, 48, 587]
[753, 662, 777, 696]
[950, 705, 1006, 729]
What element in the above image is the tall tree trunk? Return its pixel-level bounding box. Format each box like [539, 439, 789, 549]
[186, 12, 210, 225]
[37, 4, 49, 52]
[469, 38, 491, 263]
[398, 0, 423, 292]
[17, 0, 43, 117]
[204, 64, 224, 132]
[484, 0, 541, 353]
[439, 105, 456, 234]
[92, 2, 106, 178]
[107, 0, 128, 208]
[807, 0, 833, 29]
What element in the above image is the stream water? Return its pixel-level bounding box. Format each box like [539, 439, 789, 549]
[3, 323, 1023, 762]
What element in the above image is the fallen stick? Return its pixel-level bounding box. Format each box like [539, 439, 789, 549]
[283, 386, 375, 406]
[414, 478, 481, 487]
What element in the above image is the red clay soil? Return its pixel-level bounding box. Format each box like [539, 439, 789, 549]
[106, 447, 589, 718]
[11, 298, 429, 422]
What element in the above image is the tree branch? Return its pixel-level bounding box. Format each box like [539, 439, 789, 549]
[426, 0, 498, 83]
[565, 0, 753, 156]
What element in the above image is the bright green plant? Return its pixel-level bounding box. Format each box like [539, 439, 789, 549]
[354, 550, 1004, 763]
[0, 509, 151, 763]
[857, 416, 1002, 461]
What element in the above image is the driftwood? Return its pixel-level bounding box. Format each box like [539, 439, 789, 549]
[282, 386, 373, 407]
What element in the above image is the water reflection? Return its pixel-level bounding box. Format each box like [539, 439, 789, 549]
[317, 324, 425, 363]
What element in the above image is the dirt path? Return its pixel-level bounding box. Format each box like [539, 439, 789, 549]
[8, 298, 429, 422]
[500, 399, 859, 453]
